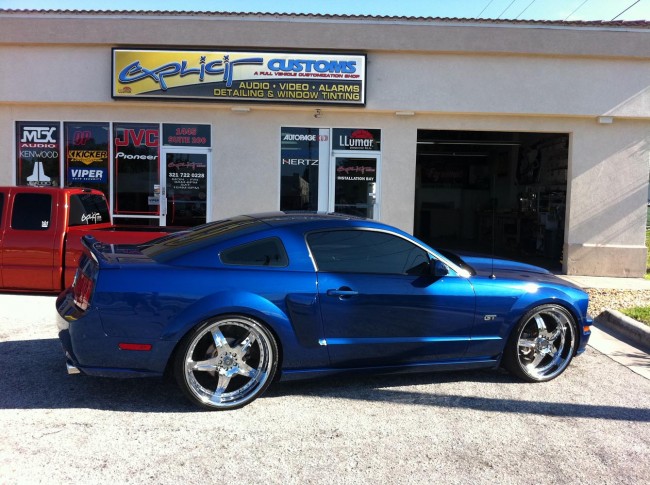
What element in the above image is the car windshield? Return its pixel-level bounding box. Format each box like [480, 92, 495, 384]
[141, 216, 266, 262]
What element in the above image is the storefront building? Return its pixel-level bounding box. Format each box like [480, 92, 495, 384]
[1, 10, 649, 276]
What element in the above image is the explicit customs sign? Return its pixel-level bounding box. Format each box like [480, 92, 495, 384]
[112, 49, 366, 105]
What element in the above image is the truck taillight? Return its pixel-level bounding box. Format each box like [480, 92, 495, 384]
[73, 269, 94, 311]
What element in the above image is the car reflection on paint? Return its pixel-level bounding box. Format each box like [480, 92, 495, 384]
[56, 212, 592, 410]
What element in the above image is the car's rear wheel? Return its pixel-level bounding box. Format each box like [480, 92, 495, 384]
[174, 315, 278, 410]
[503, 304, 577, 382]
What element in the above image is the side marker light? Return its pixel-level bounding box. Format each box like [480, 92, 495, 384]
[118, 343, 153, 351]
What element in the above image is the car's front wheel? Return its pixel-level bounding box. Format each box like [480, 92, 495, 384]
[174, 315, 278, 410]
[503, 304, 578, 382]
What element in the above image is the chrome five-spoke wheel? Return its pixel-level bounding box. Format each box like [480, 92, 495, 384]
[175, 315, 278, 410]
[504, 304, 577, 382]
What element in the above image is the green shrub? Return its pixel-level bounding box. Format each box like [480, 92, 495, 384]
[621, 306, 650, 327]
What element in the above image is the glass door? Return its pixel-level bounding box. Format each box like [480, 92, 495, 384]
[331, 154, 380, 219]
[161, 148, 210, 227]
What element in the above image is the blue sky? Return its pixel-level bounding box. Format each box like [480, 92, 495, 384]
[0, 0, 648, 21]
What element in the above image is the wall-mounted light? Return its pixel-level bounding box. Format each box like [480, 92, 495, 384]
[314, 109, 322, 119]
[597, 116, 614, 124]
[231, 106, 251, 113]
[395, 111, 415, 116]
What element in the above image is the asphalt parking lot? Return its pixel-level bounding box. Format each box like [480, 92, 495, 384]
[1, 294, 649, 484]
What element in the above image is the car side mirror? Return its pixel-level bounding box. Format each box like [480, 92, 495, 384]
[431, 259, 449, 277]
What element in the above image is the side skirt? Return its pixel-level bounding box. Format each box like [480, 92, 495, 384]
[278, 357, 500, 382]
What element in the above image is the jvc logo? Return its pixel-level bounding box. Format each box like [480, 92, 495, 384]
[115, 129, 159, 147]
[21, 127, 56, 143]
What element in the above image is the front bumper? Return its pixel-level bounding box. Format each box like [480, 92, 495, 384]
[576, 315, 593, 355]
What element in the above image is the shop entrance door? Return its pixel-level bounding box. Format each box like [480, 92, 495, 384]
[161, 148, 211, 227]
[330, 153, 380, 220]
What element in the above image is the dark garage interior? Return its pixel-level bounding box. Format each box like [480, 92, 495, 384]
[414, 130, 569, 271]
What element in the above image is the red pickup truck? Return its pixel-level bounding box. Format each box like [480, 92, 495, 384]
[0, 186, 179, 292]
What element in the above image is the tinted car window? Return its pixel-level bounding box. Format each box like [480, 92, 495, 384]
[69, 194, 111, 226]
[307, 230, 430, 275]
[11, 193, 52, 231]
[142, 216, 266, 262]
[220, 238, 289, 267]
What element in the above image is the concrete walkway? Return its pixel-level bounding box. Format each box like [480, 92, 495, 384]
[557, 275, 650, 380]
[558, 274, 650, 290]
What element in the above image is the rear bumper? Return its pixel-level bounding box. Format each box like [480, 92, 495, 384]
[56, 288, 175, 378]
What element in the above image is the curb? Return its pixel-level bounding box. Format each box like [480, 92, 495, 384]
[594, 309, 650, 349]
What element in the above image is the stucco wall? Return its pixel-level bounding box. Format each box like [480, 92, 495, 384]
[2, 45, 650, 118]
[0, 12, 649, 276]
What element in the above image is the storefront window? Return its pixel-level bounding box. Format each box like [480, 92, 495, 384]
[64, 122, 110, 198]
[112, 122, 160, 215]
[280, 127, 326, 211]
[15, 121, 61, 187]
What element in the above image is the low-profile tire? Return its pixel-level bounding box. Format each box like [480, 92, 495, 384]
[503, 304, 578, 382]
[174, 315, 279, 410]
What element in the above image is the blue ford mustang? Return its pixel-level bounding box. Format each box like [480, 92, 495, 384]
[57, 213, 592, 410]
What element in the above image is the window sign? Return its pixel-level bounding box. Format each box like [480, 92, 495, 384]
[163, 124, 211, 147]
[113, 122, 160, 215]
[334, 156, 378, 218]
[164, 151, 208, 227]
[64, 122, 110, 197]
[332, 128, 381, 151]
[16, 121, 61, 186]
[280, 127, 329, 211]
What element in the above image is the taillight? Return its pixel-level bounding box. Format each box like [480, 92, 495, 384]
[72, 264, 94, 311]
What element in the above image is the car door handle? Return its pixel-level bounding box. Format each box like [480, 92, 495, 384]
[326, 287, 359, 299]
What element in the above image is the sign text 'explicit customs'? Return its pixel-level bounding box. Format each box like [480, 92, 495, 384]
[112, 49, 366, 106]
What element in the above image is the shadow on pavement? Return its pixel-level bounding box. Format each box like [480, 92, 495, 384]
[269, 374, 650, 422]
[1, 337, 649, 422]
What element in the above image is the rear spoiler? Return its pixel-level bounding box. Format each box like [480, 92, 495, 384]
[81, 234, 119, 268]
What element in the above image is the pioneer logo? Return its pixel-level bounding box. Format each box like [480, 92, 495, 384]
[115, 152, 158, 160]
